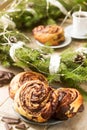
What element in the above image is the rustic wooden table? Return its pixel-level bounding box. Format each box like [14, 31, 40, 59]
[0, 19, 87, 130]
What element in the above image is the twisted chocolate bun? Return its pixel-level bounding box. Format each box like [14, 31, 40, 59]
[32, 25, 65, 46]
[53, 88, 84, 120]
[9, 71, 48, 99]
[14, 80, 59, 123]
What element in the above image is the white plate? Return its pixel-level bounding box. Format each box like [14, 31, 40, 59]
[35, 35, 72, 49]
[65, 25, 87, 39]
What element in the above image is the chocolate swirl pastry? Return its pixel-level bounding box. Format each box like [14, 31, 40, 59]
[14, 80, 59, 123]
[9, 71, 48, 99]
[53, 88, 84, 120]
[32, 25, 65, 46]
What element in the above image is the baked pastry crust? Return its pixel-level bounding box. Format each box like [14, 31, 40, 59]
[9, 71, 84, 122]
[53, 88, 84, 120]
[9, 71, 48, 99]
[14, 80, 59, 122]
[32, 25, 65, 46]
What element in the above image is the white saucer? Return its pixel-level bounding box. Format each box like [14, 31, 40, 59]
[35, 35, 72, 49]
[65, 25, 87, 39]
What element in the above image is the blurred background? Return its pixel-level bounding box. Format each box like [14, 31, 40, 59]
[0, 0, 87, 30]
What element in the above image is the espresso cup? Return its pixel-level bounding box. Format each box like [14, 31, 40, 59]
[72, 11, 87, 36]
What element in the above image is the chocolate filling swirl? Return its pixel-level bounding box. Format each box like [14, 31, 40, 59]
[53, 88, 84, 120]
[32, 25, 65, 46]
[9, 71, 48, 99]
[14, 80, 58, 123]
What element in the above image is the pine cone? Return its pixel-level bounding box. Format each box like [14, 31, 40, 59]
[74, 54, 86, 64]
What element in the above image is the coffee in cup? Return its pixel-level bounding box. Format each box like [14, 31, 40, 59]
[72, 11, 87, 36]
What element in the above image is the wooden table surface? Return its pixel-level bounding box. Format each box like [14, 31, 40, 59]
[0, 19, 87, 130]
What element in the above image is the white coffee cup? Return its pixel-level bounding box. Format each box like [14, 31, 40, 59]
[72, 11, 87, 36]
